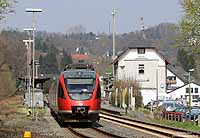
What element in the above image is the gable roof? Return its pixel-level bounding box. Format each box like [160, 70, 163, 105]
[167, 82, 200, 94]
[167, 64, 188, 83]
[112, 45, 169, 64]
[71, 54, 90, 60]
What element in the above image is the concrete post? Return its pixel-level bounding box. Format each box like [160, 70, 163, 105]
[115, 88, 118, 106]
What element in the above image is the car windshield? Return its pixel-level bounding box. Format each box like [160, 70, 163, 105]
[162, 102, 183, 108]
[174, 108, 188, 112]
[191, 109, 200, 113]
[65, 78, 95, 93]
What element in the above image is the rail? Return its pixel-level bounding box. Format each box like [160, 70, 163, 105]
[67, 125, 123, 138]
[100, 111, 200, 138]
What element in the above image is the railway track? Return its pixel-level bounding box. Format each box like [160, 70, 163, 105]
[100, 111, 200, 138]
[67, 125, 123, 138]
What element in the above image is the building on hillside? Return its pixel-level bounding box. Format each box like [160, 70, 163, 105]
[112, 46, 168, 105]
[71, 53, 91, 64]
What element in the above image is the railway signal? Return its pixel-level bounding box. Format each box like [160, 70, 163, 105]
[103, 73, 114, 100]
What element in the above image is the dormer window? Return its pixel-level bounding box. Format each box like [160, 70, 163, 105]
[137, 48, 145, 54]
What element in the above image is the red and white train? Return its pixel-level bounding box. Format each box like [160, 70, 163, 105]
[48, 64, 101, 122]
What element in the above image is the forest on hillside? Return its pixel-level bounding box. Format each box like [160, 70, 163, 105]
[0, 22, 198, 97]
[0, 23, 195, 77]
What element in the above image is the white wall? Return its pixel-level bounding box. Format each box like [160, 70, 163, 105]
[115, 48, 167, 105]
[141, 89, 157, 105]
[168, 83, 200, 102]
[117, 49, 165, 67]
[167, 69, 184, 92]
[116, 48, 166, 93]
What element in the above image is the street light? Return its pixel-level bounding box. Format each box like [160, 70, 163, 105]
[24, 28, 35, 111]
[25, 8, 42, 119]
[112, 10, 116, 78]
[188, 68, 194, 112]
[23, 39, 33, 110]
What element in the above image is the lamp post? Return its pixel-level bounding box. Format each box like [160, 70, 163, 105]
[24, 28, 35, 112]
[188, 68, 194, 112]
[112, 10, 116, 78]
[23, 39, 33, 109]
[25, 8, 42, 119]
[156, 68, 158, 108]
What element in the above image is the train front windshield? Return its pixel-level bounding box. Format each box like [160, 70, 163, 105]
[65, 78, 95, 100]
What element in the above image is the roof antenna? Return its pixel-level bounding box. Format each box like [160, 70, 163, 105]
[140, 17, 146, 39]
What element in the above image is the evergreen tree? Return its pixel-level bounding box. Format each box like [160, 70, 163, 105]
[42, 42, 48, 52]
[35, 36, 41, 50]
[177, 48, 196, 71]
[61, 51, 72, 69]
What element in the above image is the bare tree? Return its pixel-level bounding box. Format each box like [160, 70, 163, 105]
[66, 25, 86, 34]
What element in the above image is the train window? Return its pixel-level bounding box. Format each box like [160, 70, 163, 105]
[65, 78, 95, 93]
[96, 83, 101, 99]
[58, 82, 66, 99]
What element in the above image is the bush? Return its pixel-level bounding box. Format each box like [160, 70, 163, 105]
[113, 79, 142, 108]
[137, 108, 151, 115]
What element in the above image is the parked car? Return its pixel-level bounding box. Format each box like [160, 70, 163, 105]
[144, 100, 157, 110]
[162, 106, 189, 121]
[183, 108, 200, 121]
[160, 101, 183, 111]
[145, 100, 184, 111]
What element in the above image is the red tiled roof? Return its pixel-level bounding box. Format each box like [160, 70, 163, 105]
[71, 54, 90, 60]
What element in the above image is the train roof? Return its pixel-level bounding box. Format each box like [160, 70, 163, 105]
[64, 63, 94, 71]
[63, 70, 96, 78]
[62, 64, 96, 78]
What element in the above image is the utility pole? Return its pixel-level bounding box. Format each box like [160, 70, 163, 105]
[140, 17, 146, 39]
[188, 68, 194, 113]
[108, 21, 111, 36]
[112, 10, 116, 78]
[156, 69, 158, 108]
[25, 8, 42, 120]
[23, 39, 33, 109]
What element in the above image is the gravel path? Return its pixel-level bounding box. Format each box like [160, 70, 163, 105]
[98, 119, 160, 138]
[73, 127, 113, 138]
[0, 95, 78, 138]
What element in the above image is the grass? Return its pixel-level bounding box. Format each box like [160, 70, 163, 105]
[155, 120, 200, 132]
[137, 108, 151, 115]
[134, 108, 200, 132]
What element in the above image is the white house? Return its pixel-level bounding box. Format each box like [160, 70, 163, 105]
[168, 82, 200, 103]
[112, 46, 168, 105]
[166, 65, 187, 93]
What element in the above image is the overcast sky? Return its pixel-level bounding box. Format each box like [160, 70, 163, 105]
[4, 0, 183, 34]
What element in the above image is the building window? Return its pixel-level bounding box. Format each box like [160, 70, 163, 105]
[186, 88, 189, 93]
[193, 95, 199, 99]
[137, 48, 145, 54]
[138, 64, 144, 74]
[195, 88, 198, 93]
[191, 88, 193, 93]
[167, 76, 176, 80]
[185, 95, 188, 99]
